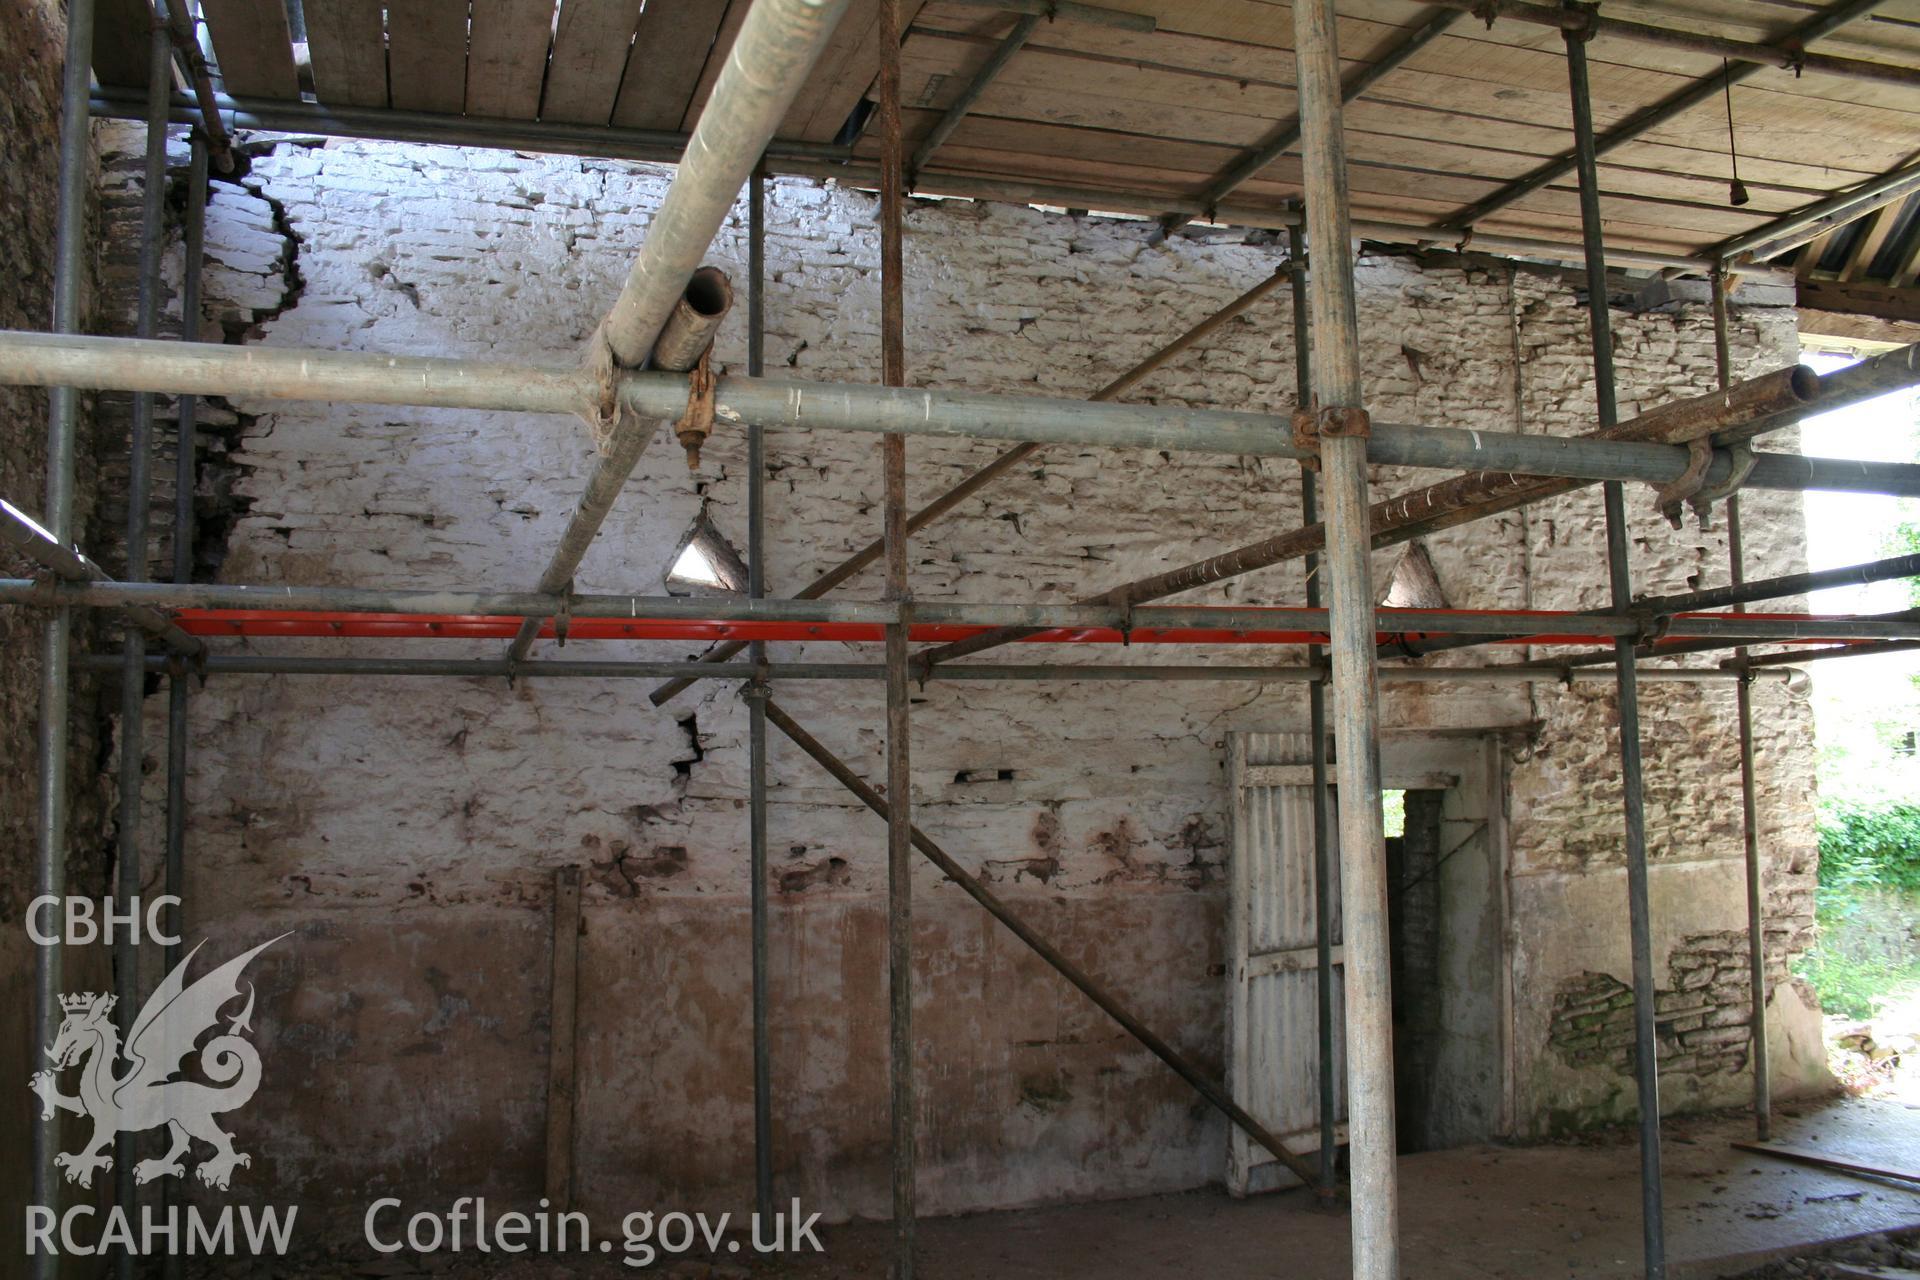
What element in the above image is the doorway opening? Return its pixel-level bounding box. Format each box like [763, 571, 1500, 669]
[1387, 788, 1450, 1153]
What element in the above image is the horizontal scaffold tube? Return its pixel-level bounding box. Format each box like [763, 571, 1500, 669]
[0, 500, 202, 655]
[1397, 551, 1920, 659]
[0, 332, 1916, 495]
[910, 351, 1920, 671]
[646, 264, 1300, 708]
[909, 355, 1913, 668]
[5, 580, 1917, 645]
[90, 89, 854, 168]
[1635, 552, 1920, 616]
[80, 653, 1798, 684]
[1744, 639, 1920, 668]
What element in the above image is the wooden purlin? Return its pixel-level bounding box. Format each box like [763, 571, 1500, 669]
[1067, 0, 1920, 72]
[1328, 0, 1920, 116]
[677, 0, 754, 131]
[543, 0, 646, 125]
[888, 98, 1829, 216]
[305, 0, 390, 108]
[873, 8, 1920, 257]
[897, 22, 1920, 181]
[779, 0, 931, 142]
[882, 81, 1795, 237]
[90, 0, 153, 90]
[466, 0, 556, 119]
[609, 0, 732, 130]
[197, 0, 300, 99]
[387, 0, 469, 114]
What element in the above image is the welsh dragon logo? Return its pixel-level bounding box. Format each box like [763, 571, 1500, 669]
[29, 936, 284, 1191]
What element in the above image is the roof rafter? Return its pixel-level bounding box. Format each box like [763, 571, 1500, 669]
[1438, 0, 1893, 235]
[1157, 6, 1461, 237]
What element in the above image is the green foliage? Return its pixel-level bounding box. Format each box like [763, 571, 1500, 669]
[1817, 801, 1920, 895]
[1382, 789, 1406, 840]
[1797, 800, 1920, 1020]
[1795, 886, 1920, 1021]
[1893, 519, 1920, 611]
[1795, 939, 1920, 1021]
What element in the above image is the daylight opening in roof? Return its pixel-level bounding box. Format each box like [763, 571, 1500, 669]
[669, 542, 727, 590]
[662, 512, 749, 597]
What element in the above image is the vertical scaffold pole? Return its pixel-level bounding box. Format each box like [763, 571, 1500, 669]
[1290, 223, 1339, 1196]
[747, 169, 776, 1222]
[34, 0, 98, 1270]
[1292, 0, 1397, 1272]
[877, 2, 916, 1274]
[161, 129, 208, 1280]
[1566, 19, 1667, 1277]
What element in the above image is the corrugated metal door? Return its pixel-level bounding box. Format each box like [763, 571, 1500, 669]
[1225, 731, 1346, 1196]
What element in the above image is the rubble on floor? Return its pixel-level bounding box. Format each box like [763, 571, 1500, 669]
[1730, 1227, 1920, 1278]
[1827, 992, 1920, 1103]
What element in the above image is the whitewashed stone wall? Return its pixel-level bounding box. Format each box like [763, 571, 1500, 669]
[102, 127, 1826, 1228]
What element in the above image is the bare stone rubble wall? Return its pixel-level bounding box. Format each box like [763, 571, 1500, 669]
[86, 126, 1825, 1224]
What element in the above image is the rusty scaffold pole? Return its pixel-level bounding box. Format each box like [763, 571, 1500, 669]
[878, 1, 916, 1272]
[160, 127, 208, 1280]
[1293, 0, 1397, 1272]
[1565, 17, 1666, 1277]
[746, 168, 776, 1224]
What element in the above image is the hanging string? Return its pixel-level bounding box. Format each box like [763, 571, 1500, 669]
[1723, 60, 1750, 206]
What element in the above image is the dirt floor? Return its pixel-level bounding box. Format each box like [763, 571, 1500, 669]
[229, 1096, 1920, 1279]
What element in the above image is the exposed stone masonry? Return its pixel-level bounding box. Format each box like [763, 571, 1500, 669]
[82, 129, 1827, 1223]
[1549, 929, 1794, 1088]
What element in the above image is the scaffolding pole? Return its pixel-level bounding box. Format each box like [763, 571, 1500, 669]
[0, 498, 203, 656]
[1747, 639, 1920, 667]
[1566, 24, 1665, 1278]
[877, 4, 917, 1270]
[645, 263, 1296, 707]
[1716, 271, 1773, 1143]
[7, 331, 1920, 498]
[907, 359, 1870, 669]
[1294, 0, 1397, 1271]
[160, 128, 207, 1280]
[746, 170, 775, 1226]
[1380, 551, 1920, 661]
[1290, 227, 1340, 1197]
[504, 0, 851, 665]
[760, 699, 1325, 1188]
[33, 0, 96, 1262]
[11, 579, 1920, 646]
[84, 652, 1805, 685]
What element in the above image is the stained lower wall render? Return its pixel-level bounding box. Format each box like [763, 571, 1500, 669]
[81, 125, 1833, 1233]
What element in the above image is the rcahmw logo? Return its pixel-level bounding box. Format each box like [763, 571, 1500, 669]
[24, 926, 299, 1259]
